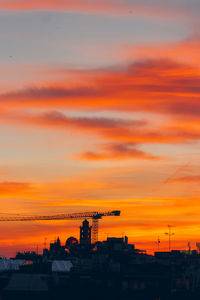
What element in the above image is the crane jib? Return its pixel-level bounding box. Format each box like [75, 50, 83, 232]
[0, 210, 121, 222]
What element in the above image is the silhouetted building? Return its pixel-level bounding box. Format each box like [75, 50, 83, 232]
[80, 219, 91, 245]
[105, 236, 135, 252]
[8, 233, 200, 300]
[16, 251, 39, 261]
[49, 237, 66, 257]
[65, 237, 78, 250]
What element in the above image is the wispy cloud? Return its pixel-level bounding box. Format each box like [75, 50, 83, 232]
[1, 109, 200, 146]
[1, 58, 200, 119]
[0, 0, 196, 19]
[76, 143, 158, 161]
[167, 175, 200, 184]
[122, 36, 200, 67]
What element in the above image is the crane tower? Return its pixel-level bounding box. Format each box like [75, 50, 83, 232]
[0, 210, 120, 244]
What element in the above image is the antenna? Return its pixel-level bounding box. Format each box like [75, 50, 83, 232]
[104, 232, 110, 238]
[187, 241, 191, 252]
[156, 236, 160, 251]
[44, 237, 47, 249]
[164, 225, 174, 251]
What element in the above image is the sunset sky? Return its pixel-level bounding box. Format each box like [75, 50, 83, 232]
[0, 0, 200, 256]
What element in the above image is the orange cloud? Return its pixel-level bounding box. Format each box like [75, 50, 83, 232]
[77, 143, 158, 161]
[167, 175, 200, 183]
[1, 57, 200, 155]
[0, 181, 31, 195]
[0, 109, 199, 148]
[1, 58, 200, 119]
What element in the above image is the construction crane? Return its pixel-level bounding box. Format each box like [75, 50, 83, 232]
[0, 210, 120, 244]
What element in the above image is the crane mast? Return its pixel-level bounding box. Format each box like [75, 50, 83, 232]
[0, 210, 120, 244]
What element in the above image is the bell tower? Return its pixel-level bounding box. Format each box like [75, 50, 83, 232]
[80, 219, 91, 245]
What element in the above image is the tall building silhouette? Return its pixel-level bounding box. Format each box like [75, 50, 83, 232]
[80, 219, 91, 245]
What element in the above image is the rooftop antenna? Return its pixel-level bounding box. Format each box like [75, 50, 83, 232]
[44, 237, 47, 249]
[156, 236, 160, 251]
[188, 241, 191, 252]
[104, 232, 110, 238]
[164, 225, 174, 251]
